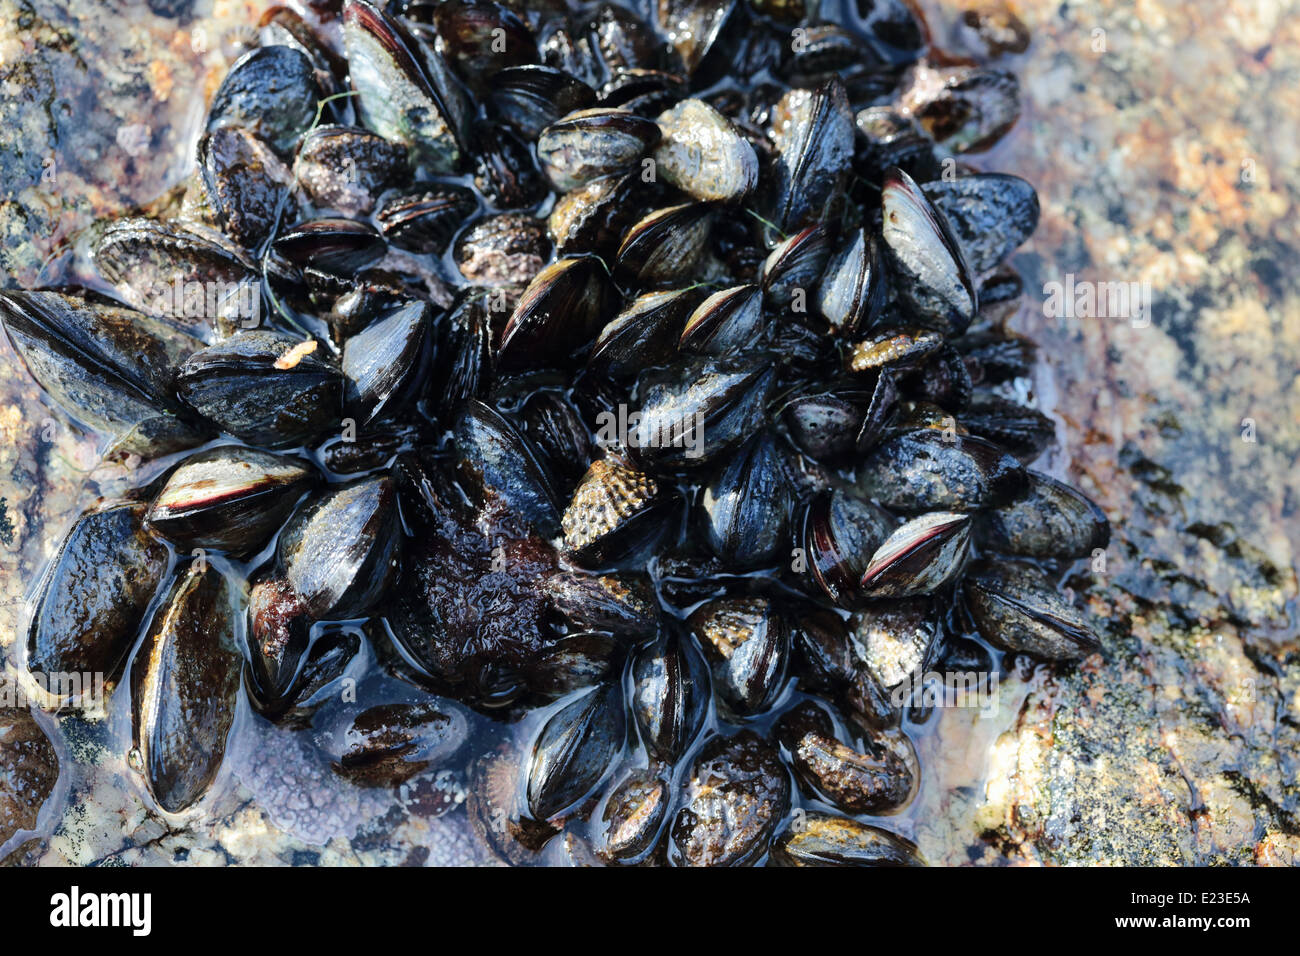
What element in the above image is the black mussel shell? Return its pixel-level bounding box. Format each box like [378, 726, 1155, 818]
[562, 456, 674, 567]
[497, 256, 615, 375]
[689, 596, 789, 719]
[818, 227, 887, 336]
[426, 289, 493, 421]
[656, 0, 736, 75]
[652, 98, 758, 202]
[857, 429, 1026, 511]
[343, 0, 466, 172]
[490, 64, 596, 141]
[848, 599, 939, 690]
[615, 201, 714, 286]
[762, 224, 833, 312]
[775, 701, 912, 813]
[293, 125, 408, 217]
[518, 389, 595, 492]
[668, 729, 790, 867]
[924, 173, 1039, 273]
[321, 699, 469, 787]
[960, 392, 1055, 463]
[598, 768, 670, 863]
[905, 66, 1020, 153]
[700, 431, 791, 569]
[598, 67, 686, 116]
[679, 284, 764, 356]
[176, 330, 343, 448]
[537, 107, 661, 192]
[526, 682, 625, 821]
[342, 300, 432, 424]
[824, 0, 924, 66]
[206, 44, 320, 155]
[769, 812, 923, 866]
[247, 577, 311, 705]
[780, 389, 864, 463]
[977, 470, 1110, 560]
[278, 476, 403, 618]
[859, 511, 971, 598]
[848, 326, 945, 372]
[375, 182, 478, 254]
[454, 213, 552, 288]
[272, 218, 387, 278]
[130, 563, 242, 813]
[800, 487, 893, 609]
[432, 0, 538, 94]
[631, 630, 710, 764]
[587, 288, 697, 381]
[964, 560, 1101, 661]
[855, 107, 941, 184]
[89, 218, 259, 341]
[548, 171, 650, 258]
[881, 167, 977, 333]
[0, 290, 210, 458]
[27, 502, 169, 696]
[528, 632, 624, 698]
[631, 354, 777, 469]
[763, 78, 854, 240]
[544, 571, 659, 639]
[454, 400, 562, 538]
[147, 445, 316, 555]
[198, 126, 292, 248]
[470, 121, 548, 209]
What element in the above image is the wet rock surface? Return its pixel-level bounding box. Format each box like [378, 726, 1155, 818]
[0, 0, 1295, 866]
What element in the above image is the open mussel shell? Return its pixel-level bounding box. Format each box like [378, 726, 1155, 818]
[849, 599, 939, 690]
[343, 0, 465, 172]
[278, 476, 402, 619]
[146, 446, 316, 556]
[598, 768, 671, 864]
[205, 44, 320, 155]
[818, 227, 887, 336]
[763, 78, 854, 240]
[631, 354, 777, 469]
[432, 0, 538, 94]
[800, 487, 893, 609]
[562, 456, 673, 567]
[198, 126, 292, 248]
[774, 701, 913, 814]
[965, 560, 1101, 661]
[526, 682, 625, 821]
[375, 182, 478, 254]
[454, 213, 551, 288]
[977, 470, 1110, 560]
[454, 400, 562, 538]
[679, 284, 764, 356]
[490, 64, 596, 141]
[762, 225, 833, 311]
[27, 502, 169, 694]
[130, 563, 242, 814]
[293, 125, 408, 217]
[652, 98, 757, 202]
[881, 167, 977, 334]
[689, 597, 789, 719]
[924, 173, 1039, 273]
[342, 300, 432, 424]
[631, 630, 710, 763]
[272, 218, 387, 278]
[615, 202, 714, 286]
[319, 699, 469, 788]
[176, 330, 343, 448]
[0, 290, 210, 459]
[860, 511, 971, 598]
[89, 218, 259, 340]
[587, 288, 696, 381]
[857, 429, 1026, 512]
[497, 256, 615, 375]
[669, 729, 790, 867]
[537, 107, 661, 192]
[700, 432, 791, 569]
[769, 812, 923, 867]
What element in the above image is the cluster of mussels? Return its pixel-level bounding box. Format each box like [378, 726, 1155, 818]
[1, 0, 1107, 866]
